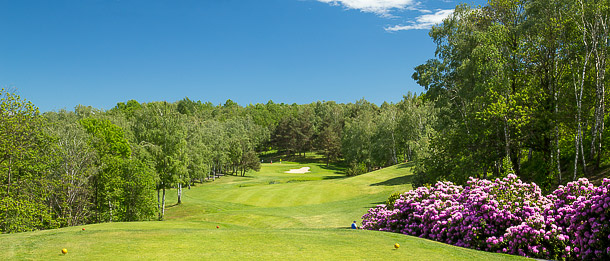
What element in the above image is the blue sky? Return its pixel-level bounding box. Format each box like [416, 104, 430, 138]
[0, 0, 480, 112]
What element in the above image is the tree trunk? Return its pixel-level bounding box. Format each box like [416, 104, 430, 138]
[580, 129, 587, 175]
[555, 86, 561, 184]
[574, 126, 580, 182]
[161, 188, 166, 220]
[108, 200, 113, 222]
[6, 159, 11, 196]
[579, 0, 609, 170]
[390, 131, 398, 165]
[503, 116, 513, 174]
[594, 25, 606, 168]
[177, 183, 182, 204]
[157, 188, 161, 219]
[573, 20, 591, 179]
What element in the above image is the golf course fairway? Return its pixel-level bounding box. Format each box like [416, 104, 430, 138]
[0, 162, 527, 260]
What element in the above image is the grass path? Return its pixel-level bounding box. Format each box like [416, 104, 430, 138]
[0, 161, 527, 260]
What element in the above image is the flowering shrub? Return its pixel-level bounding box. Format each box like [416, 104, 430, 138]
[362, 174, 610, 260]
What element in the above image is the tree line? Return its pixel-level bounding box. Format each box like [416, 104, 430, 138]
[412, 0, 610, 191]
[0, 89, 431, 233]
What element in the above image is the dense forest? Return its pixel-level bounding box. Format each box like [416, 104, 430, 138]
[2, 0, 609, 234]
[412, 0, 610, 191]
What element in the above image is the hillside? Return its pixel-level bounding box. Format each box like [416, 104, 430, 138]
[1, 162, 526, 260]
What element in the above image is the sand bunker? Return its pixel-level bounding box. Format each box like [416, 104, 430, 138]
[285, 167, 310, 174]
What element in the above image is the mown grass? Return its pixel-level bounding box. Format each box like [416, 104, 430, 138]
[0, 160, 527, 260]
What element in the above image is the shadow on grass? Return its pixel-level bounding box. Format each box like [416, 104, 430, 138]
[166, 203, 180, 209]
[396, 162, 416, 169]
[261, 152, 325, 164]
[322, 175, 345, 180]
[370, 174, 414, 186]
[320, 164, 347, 175]
[229, 174, 256, 179]
[260, 150, 351, 166]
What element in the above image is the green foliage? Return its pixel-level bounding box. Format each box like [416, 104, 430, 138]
[241, 150, 261, 174]
[112, 100, 142, 118]
[79, 118, 131, 159]
[342, 109, 374, 170]
[346, 162, 368, 176]
[0, 89, 58, 233]
[121, 159, 157, 221]
[272, 106, 315, 156]
[0, 195, 58, 233]
[78, 116, 156, 222]
[176, 97, 198, 116]
[412, 0, 610, 188]
[45, 114, 97, 226]
[386, 192, 401, 210]
[371, 104, 399, 167]
[313, 101, 344, 166]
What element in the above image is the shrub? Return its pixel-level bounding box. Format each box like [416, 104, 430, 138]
[346, 162, 367, 176]
[362, 175, 610, 260]
[385, 192, 401, 210]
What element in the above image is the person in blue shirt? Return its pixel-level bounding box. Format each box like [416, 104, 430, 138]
[351, 221, 357, 229]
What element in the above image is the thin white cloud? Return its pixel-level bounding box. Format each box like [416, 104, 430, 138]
[385, 9, 453, 31]
[317, 0, 417, 16]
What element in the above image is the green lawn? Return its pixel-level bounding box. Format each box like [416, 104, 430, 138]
[0, 161, 527, 260]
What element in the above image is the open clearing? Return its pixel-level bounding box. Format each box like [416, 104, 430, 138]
[0, 160, 526, 260]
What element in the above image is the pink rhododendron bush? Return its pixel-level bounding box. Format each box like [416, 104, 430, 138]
[362, 174, 610, 260]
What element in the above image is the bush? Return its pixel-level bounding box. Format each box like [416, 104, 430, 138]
[346, 162, 367, 176]
[362, 175, 610, 260]
[385, 192, 401, 210]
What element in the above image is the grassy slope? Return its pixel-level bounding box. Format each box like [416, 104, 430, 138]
[1, 161, 526, 260]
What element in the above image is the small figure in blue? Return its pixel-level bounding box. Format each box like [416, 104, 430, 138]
[351, 221, 357, 229]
